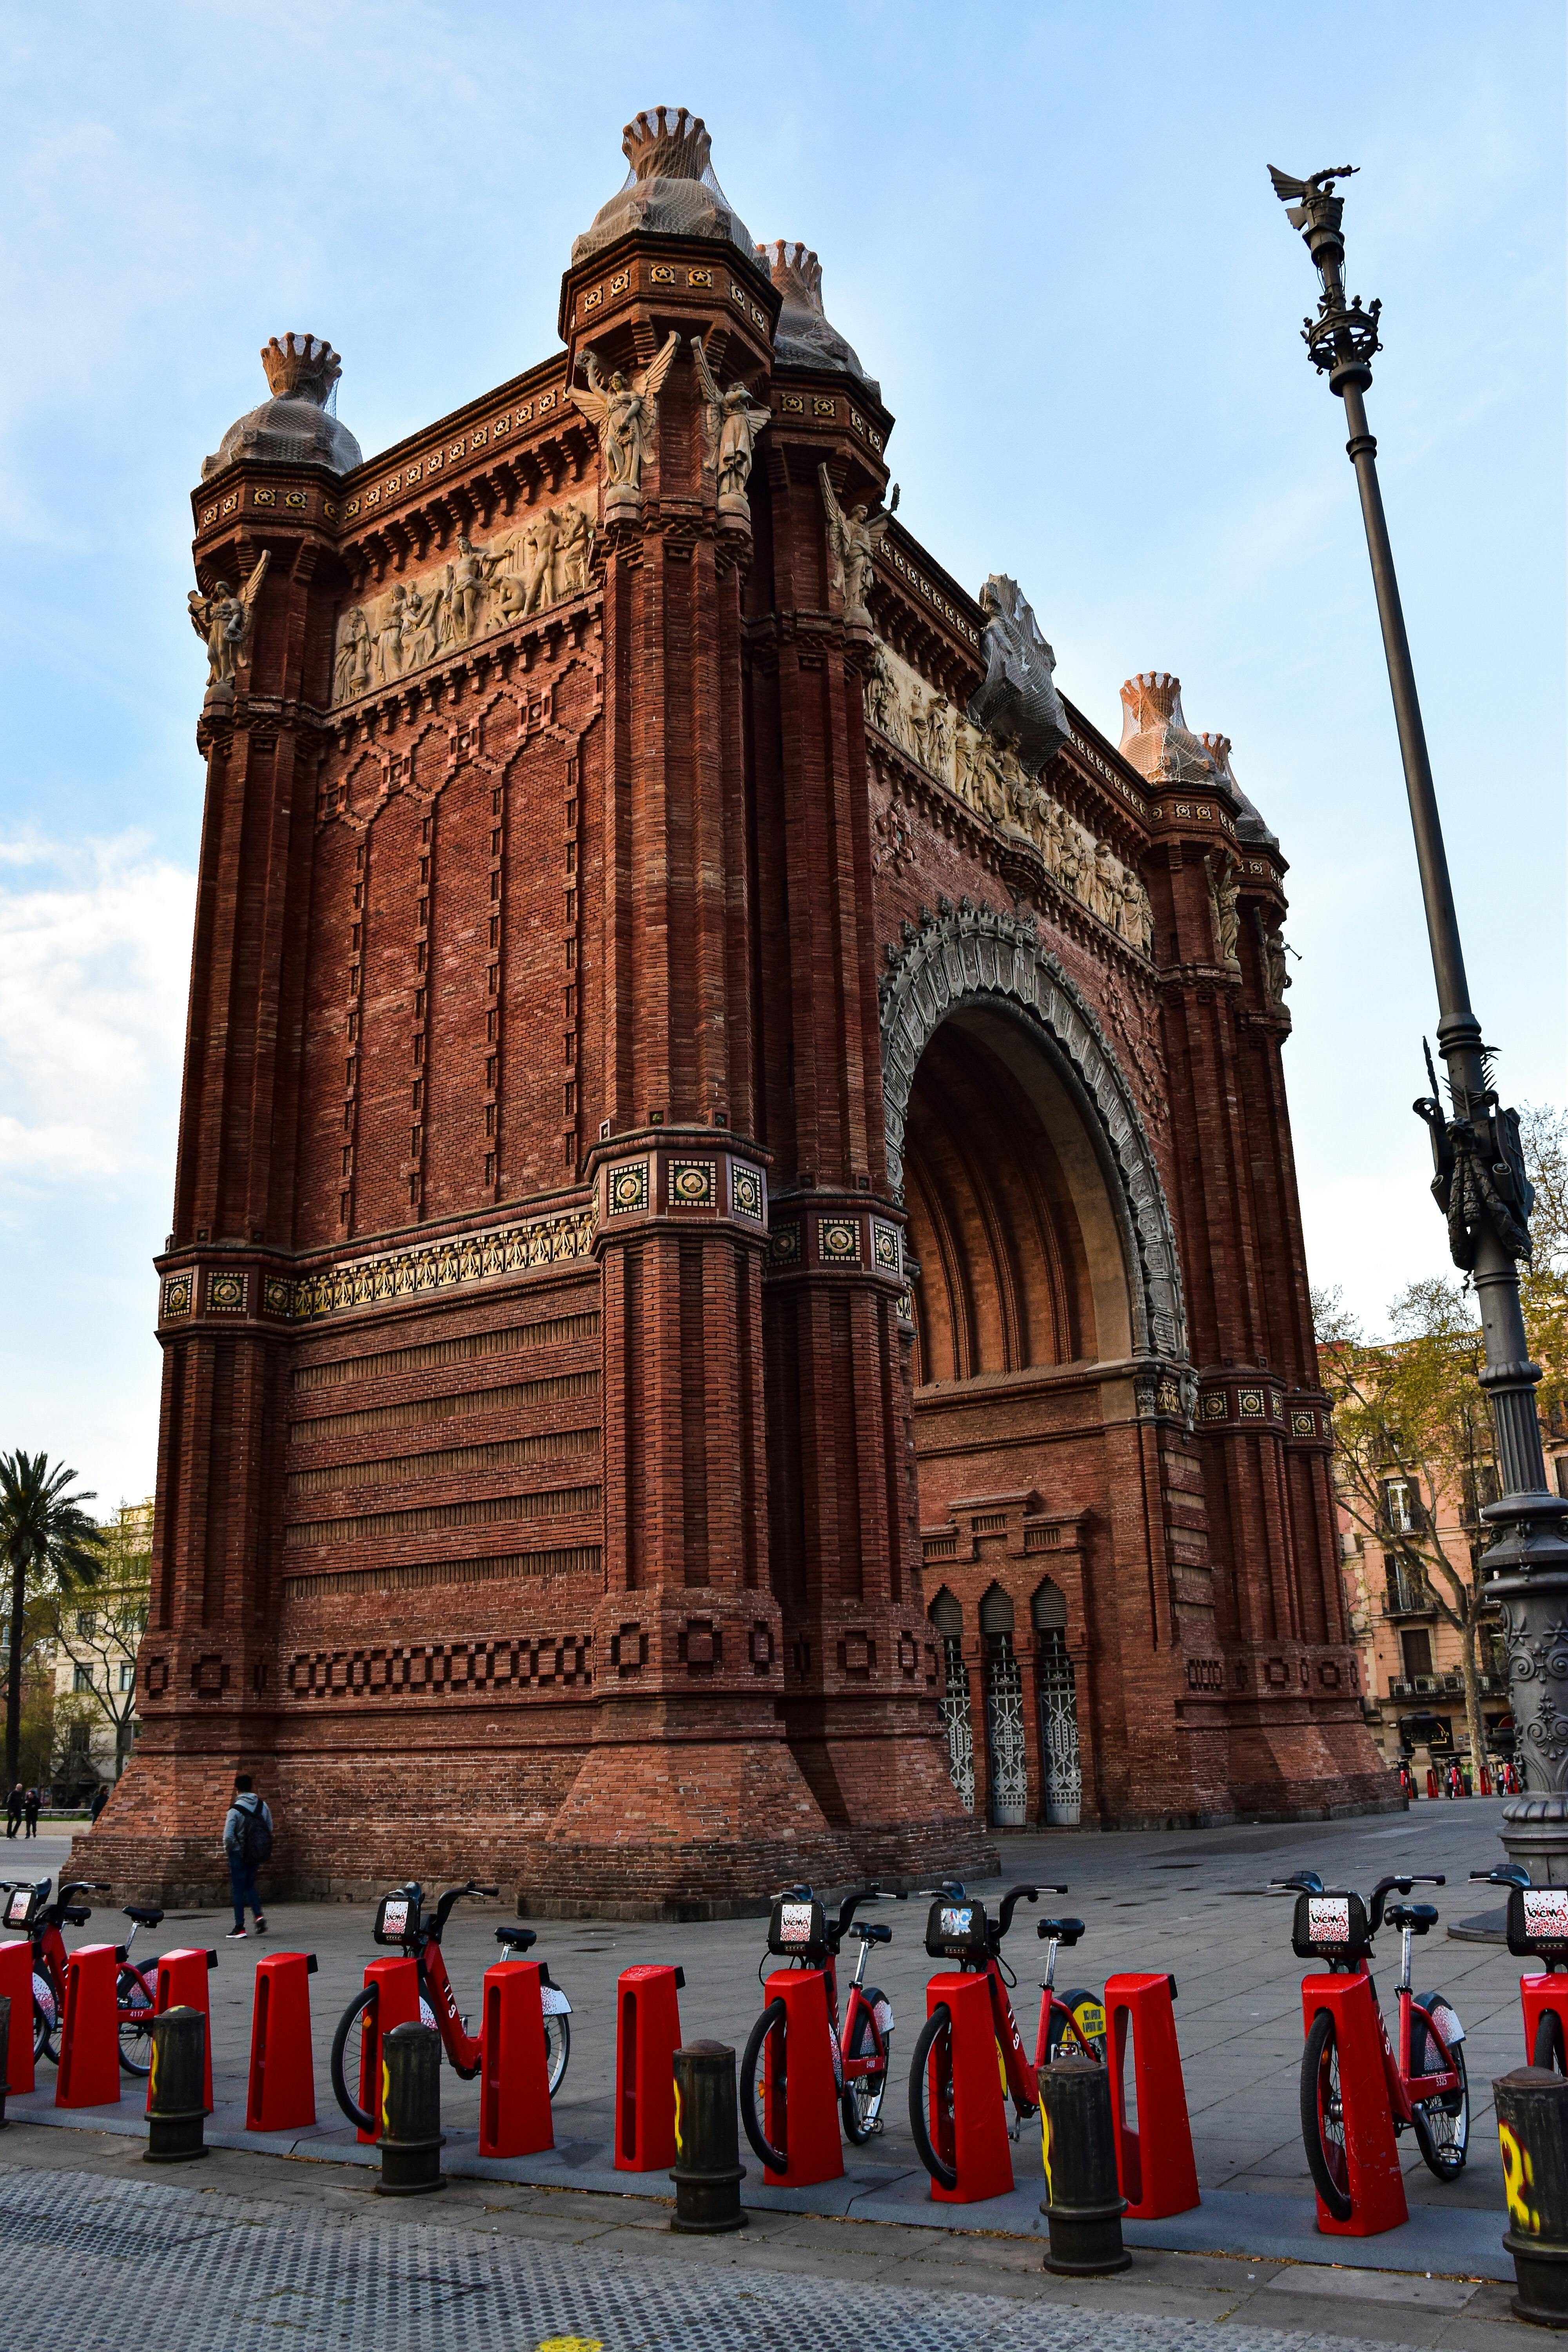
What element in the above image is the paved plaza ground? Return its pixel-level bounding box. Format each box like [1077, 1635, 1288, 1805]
[0, 1799, 1543, 2347]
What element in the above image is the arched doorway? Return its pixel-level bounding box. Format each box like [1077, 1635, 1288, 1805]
[1033, 1578, 1081, 1825]
[928, 1586, 973, 1812]
[980, 1584, 1027, 1826]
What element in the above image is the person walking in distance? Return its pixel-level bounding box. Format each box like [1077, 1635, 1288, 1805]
[4, 1784, 20, 1838]
[22, 1787, 40, 1838]
[223, 1773, 272, 1940]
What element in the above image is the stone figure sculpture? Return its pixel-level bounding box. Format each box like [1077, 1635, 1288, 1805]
[1207, 852, 1241, 966]
[188, 552, 270, 693]
[818, 464, 890, 624]
[968, 574, 1070, 773]
[691, 334, 771, 516]
[865, 646, 895, 735]
[1259, 912, 1292, 1004]
[557, 503, 594, 596]
[374, 585, 408, 684]
[334, 607, 370, 702]
[570, 332, 681, 505]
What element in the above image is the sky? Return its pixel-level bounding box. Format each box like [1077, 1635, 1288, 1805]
[0, 0, 1563, 1510]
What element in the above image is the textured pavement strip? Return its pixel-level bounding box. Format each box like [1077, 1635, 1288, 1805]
[0, 2162, 1473, 2352]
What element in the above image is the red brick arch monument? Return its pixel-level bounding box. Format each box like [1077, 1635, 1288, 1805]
[95, 107, 1392, 1910]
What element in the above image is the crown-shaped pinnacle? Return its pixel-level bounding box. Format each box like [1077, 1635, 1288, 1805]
[621, 105, 711, 182]
[260, 334, 342, 405]
[761, 241, 824, 304]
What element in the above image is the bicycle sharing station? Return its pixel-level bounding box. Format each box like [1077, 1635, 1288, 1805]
[9, 1842, 1568, 2299]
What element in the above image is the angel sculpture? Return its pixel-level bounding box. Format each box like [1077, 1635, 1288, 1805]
[569, 332, 681, 498]
[690, 334, 771, 511]
[817, 463, 890, 624]
[188, 552, 270, 690]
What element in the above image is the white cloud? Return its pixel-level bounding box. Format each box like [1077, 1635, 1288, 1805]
[0, 831, 193, 1195]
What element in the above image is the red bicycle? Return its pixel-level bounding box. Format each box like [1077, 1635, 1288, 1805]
[329, 1879, 572, 2130]
[2, 1877, 162, 2076]
[1033, 1891, 1108, 2068]
[739, 1885, 895, 2167]
[908, 1881, 1047, 2189]
[1276, 1867, 1469, 2218]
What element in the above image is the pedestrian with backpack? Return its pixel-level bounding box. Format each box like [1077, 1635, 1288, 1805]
[223, 1772, 272, 1939]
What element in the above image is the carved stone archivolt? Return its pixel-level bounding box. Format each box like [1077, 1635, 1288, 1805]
[332, 492, 597, 705]
[878, 898, 1188, 1363]
[866, 639, 1154, 955]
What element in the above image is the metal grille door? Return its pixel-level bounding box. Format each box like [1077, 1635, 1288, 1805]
[1038, 1628, 1082, 1826]
[985, 1633, 1028, 1826]
[939, 1635, 975, 1813]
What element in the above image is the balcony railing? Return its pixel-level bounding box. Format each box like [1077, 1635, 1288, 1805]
[1382, 1584, 1437, 1620]
[1385, 1671, 1509, 1702]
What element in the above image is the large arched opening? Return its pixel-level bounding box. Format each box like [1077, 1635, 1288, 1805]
[880, 903, 1186, 1828]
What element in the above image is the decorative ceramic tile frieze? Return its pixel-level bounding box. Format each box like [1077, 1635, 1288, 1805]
[730, 1163, 764, 1221]
[1239, 1390, 1264, 1417]
[607, 1161, 649, 1216]
[1201, 1392, 1227, 1419]
[818, 1217, 860, 1264]
[162, 1273, 193, 1319]
[871, 1220, 901, 1273]
[670, 1160, 715, 1208]
[207, 1271, 247, 1313]
[769, 1223, 802, 1266]
[289, 1204, 595, 1323]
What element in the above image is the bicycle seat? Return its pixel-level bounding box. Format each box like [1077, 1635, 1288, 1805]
[123, 1904, 164, 1927]
[62, 1906, 91, 1927]
[1038, 1916, 1085, 1946]
[496, 1925, 537, 1952]
[851, 1922, 892, 1945]
[1385, 1902, 1439, 1934]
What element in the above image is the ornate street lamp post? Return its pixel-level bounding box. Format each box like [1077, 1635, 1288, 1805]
[1272, 165, 1568, 1877]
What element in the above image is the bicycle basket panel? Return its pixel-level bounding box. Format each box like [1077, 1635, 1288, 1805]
[925, 1899, 989, 1962]
[767, 1896, 827, 1960]
[374, 1893, 418, 1945]
[4, 1884, 41, 1931]
[1292, 1889, 1369, 1962]
[1508, 1885, 1568, 1962]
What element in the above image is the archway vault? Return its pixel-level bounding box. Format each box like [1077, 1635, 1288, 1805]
[878, 897, 1188, 1368]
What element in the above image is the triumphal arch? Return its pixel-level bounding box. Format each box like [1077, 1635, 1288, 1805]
[96, 107, 1391, 1907]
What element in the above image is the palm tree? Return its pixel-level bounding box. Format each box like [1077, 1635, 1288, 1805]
[1, 1452, 106, 1791]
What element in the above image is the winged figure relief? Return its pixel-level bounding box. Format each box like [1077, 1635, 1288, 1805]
[690, 334, 771, 504]
[817, 463, 890, 621]
[569, 331, 681, 493]
[188, 551, 270, 689]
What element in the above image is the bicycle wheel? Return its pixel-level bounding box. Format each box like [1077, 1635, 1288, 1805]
[1045, 1987, 1107, 2065]
[739, 1998, 788, 2174]
[1300, 2007, 1353, 2221]
[1534, 2010, 1566, 2074]
[116, 1966, 154, 2077]
[330, 1985, 377, 2132]
[840, 1996, 890, 2143]
[33, 1972, 59, 2065]
[544, 2013, 570, 2097]
[908, 2002, 958, 2192]
[1411, 1993, 1469, 2180]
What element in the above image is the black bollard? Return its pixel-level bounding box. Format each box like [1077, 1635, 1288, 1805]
[1496, 2065, 1568, 2327]
[669, 2040, 747, 2234]
[1040, 2056, 1130, 2276]
[377, 2020, 445, 2196]
[145, 2006, 209, 2164]
[0, 1992, 10, 2129]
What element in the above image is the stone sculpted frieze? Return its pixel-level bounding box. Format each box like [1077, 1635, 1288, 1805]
[332, 492, 597, 705]
[866, 639, 1154, 956]
[878, 897, 1187, 1365]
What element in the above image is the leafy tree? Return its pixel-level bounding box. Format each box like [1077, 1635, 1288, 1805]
[1314, 1100, 1567, 1783]
[44, 1501, 152, 1780]
[1316, 1279, 1497, 1775]
[1, 1454, 105, 1791]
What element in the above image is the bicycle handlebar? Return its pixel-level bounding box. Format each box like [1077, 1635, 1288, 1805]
[832, 1886, 882, 1947]
[428, 1880, 499, 1938]
[1474, 1864, 1530, 1888]
[996, 1885, 1038, 1940]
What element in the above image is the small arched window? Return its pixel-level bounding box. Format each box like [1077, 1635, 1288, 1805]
[979, 1585, 1014, 1638]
